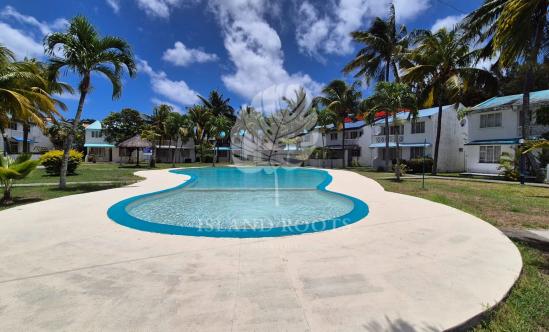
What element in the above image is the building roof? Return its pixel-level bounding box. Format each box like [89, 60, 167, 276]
[373, 104, 457, 125]
[368, 142, 432, 148]
[84, 143, 115, 148]
[86, 120, 102, 130]
[472, 89, 549, 111]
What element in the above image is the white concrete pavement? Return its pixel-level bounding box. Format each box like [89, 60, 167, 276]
[0, 168, 522, 331]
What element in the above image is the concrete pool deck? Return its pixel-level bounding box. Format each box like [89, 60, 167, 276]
[0, 168, 522, 331]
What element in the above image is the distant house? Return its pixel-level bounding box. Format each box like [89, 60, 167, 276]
[308, 104, 467, 171]
[464, 89, 549, 175]
[83, 120, 196, 163]
[0, 121, 54, 158]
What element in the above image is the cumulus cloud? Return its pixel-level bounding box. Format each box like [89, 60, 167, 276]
[137, 58, 200, 106]
[208, 0, 321, 102]
[162, 41, 218, 66]
[431, 14, 465, 32]
[0, 6, 68, 59]
[295, 0, 429, 58]
[105, 0, 121, 13]
[136, 0, 200, 18]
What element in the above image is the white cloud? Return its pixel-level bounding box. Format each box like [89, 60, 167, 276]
[208, 0, 321, 101]
[0, 22, 43, 58]
[295, 0, 430, 58]
[105, 0, 121, 13]
[0, 6, 68, 59]
[137, 58, 200, 106]
[136, 0, 199, 18]
[431, 14, 465, 32]
[162, 41, 218, 66]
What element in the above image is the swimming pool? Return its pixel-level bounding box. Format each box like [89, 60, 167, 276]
[108, 167, 369, 238]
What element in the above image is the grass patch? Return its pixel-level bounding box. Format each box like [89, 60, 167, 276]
[0, 183, 127, 211]
[352, 168, 549, 229]
[473, 243, 548, 332]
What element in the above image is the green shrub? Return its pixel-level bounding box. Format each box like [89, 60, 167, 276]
[498, 152, 519, 181]
[403, 158, 433, 173]
[40, 150, 83, 175]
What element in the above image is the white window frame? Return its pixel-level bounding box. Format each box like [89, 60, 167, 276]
[330, 133, 338, 140]
[411, 121, 425, 134]
[480, 113, 502, 128]
[479, 145, 502, 163]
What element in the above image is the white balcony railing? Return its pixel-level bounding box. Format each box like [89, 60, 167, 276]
[372, 135, 404, 144]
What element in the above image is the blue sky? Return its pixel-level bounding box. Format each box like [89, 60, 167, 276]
[0, 0, 483, 120]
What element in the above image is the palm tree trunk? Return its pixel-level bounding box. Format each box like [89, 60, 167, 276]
[22, 123, 30, 153]
[432, 93, 443, 175]
[341, 123, 346, 168]
[384, 60, 391, 171]
[384, 115, 390, 171]
[150, 147, 156, 167]
[0, 126, 8, 156]
[394, 115, 401, 181]
[59, 74, 89, 189]
[2, 182, 13, 204]
[171, 137, 176, 167]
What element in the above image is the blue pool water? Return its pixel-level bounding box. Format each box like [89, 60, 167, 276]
[108, 167, 369, 238]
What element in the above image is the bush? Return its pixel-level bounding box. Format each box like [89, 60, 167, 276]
[498, 152, 519, 181]
[40, 150, 83, 175]
[404, 158, 433, 173]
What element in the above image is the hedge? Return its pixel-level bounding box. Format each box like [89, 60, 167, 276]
[39, 150, 83, 175]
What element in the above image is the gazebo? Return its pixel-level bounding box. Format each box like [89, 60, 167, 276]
[118, 135, 153, 165]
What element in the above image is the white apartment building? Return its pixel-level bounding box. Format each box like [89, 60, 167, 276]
[464, 90, 549, 174]
[308, 104, 467, 171]
[0, 122, 54, 157]
[369, 104, 467, 171]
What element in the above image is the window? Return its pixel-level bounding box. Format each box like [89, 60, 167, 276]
[479, 145, 501, 163]
[8, 122, 17, 130]
[351, 149, 361, 157]
[480, 113, 502, 128]
[91, 130, 103, 138]
[411, 121, 425, 134]
[410, 147, 425, 159]
[345, 131, 359, 139]
[330, 133, 338, 140]
[9, 142, 18, 154]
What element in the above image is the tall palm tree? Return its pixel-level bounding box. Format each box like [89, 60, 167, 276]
[18, 59, 73, 153]
[315, 107, 336, 161]
[206, 114, 232, 167]
[187, 105, 213, 162]
[314, 80, 362, 168]
[462, 0, 549, 140]
[363, 82, 417, 181]
[198, 90, 235, 120]
[343, 3, 412, 170]
[0, 50, 60, 155]
[402, 28, 496, 174]
[45, 15, 136, 188]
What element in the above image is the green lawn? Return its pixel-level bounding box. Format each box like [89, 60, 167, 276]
[351, 167, 548, 332]
[350, 167, 549, 230]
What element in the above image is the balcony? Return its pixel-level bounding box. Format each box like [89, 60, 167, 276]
[372, 135, 404, 144]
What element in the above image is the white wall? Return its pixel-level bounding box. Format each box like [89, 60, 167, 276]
[465, 144, 515, 174]
[467, 107, 520, 141]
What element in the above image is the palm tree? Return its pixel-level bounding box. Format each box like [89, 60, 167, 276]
[206, 114, 232, 167]
[147, 104, 173, 167]
[45, 16, 136, 188]
[364, 82, 417, 180]
[462, 0, 549, 140]
[402, 28, 496, 174]
[314, 80, 362, 168]
[198, 90, 235, 120]
[0, 46, 60, 155]
[187, 105, 213, 162]
[343, 3, 412, 171]
[315, 108, 336, 161]
[164, 112, 189, 166]
[18, 59, 73, 153]
[0, 154, 39, 204]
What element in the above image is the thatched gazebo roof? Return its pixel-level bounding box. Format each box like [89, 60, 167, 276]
[118, 135, 153, 148]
